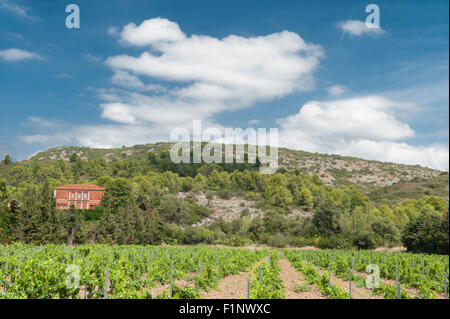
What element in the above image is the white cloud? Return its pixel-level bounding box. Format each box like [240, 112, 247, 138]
[99, 103, 137, 124]
[110, 70, 164, 92]
[119, 17, 186, 46]
[0, 48, 42, 61]
[110, 70, 144, 89]
[335, 140, 448, 172]
[277, 96, 449, 170]
[279, 96, 415, 141]
[0, 0, 40, 21]
[98, 89, 224, 125]
[327, 84, 347, 97]
[103, 18, 323, 128]
[337, 20, 385, 36]
[108, 29, 322, 104]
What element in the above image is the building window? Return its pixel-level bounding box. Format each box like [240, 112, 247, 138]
[84, 193, 87, 200]
[71, 193, 74, 199]
[78, 193, 81, 200]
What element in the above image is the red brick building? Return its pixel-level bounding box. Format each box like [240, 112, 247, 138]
[54, 184, 105, 210]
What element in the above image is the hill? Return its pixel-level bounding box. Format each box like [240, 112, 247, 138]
[2, 142, 446, 204]
[0, 142, 448, 252]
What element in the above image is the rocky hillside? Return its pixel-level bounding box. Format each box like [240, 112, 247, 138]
[177, 192, 313, 227]
[277, 148, 442, 187]
[5, 142, 447, 204]
[30, 143, 443, 181]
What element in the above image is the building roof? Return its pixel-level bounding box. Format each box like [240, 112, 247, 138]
[54, 184, 105, 191]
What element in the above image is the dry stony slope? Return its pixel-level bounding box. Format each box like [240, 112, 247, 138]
[277, 148, 442, 187]
[177, 192, 314, 226]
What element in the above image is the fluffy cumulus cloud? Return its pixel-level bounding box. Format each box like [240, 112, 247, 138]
[277, 96, 449, 170]
[120, 18, 186, 46]
[337, 20, 385, 36]
[0, 48, 42, 61]
[101, 18, 323, 126]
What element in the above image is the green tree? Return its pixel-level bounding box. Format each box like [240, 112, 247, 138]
[143, 210, 167, 245]
[101, 178, 133, 211]
[0, 178, 6, 202]
[97, 207, 118, 244]
[264, 185, 293, 207]
[402, 208, 449, 254]
[371, 217, 400, 246]
[69, 153, 79, 163]
[207, 169, 230, 189]
[3, 154, 11, 165]
[37, 180, 59, 243]
[298, 187, 314, 211]
[312, 197, 341, 235]
[66, 206, 84, 245]
[158, 194, 193, 225]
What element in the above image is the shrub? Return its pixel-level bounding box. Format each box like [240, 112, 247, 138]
[353, 234, 377, 250]
[217, 188, 232, 199]
[83, 206, 103, 221]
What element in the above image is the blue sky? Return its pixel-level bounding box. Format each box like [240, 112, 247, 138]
[0, 0, 448, 170]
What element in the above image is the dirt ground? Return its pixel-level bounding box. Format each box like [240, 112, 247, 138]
[278, 258, 325, 299]
[201, 270, 249, 299]
[328, 272, 384, 299]
[201, 257, 268, 299]
[351, 269, 447, 299]
[306, 261, 384, 299]
[149, 278, 195, 298]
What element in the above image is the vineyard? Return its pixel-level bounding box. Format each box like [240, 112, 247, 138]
[283, 249, 449, 299]
[0, 244, 448, 299]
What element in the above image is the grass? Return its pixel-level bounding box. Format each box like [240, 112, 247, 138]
[294, 283, 312, 293]
[355, 277, 367, 288]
